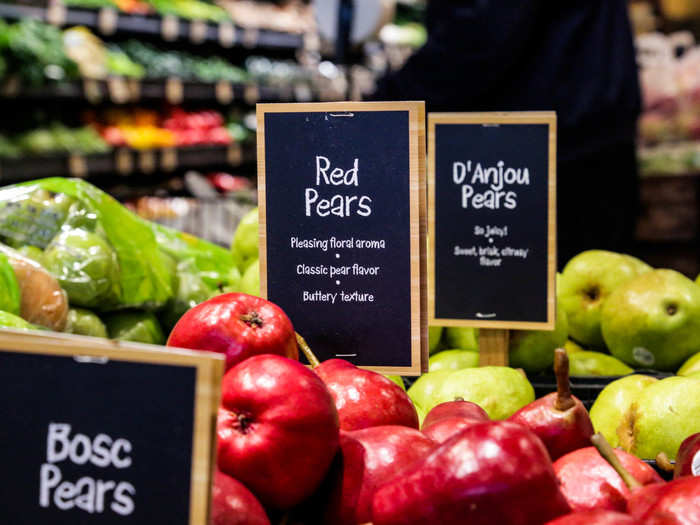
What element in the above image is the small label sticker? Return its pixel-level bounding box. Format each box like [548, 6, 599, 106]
[189, 19, 207, 44]
[46, 1, 66, 26]
[161, 148, 177, 172]
[115, 148, 133, 175]
[161, 15, 179, 41]
[127, 78, 141, 102]
[82, 78, 102, 104]
[68, 155, 88, 178]
[98, 7, 118, 35]
[227, 143, 242, 165]
[165, 77, 184, 105]
[633, 347, 655, 367]
[244, 84, 259, 104]
[107, 76, 130, 104]
[242, 27, 259, 48]
[693, 450, 700, 477]
[215, 80, 233, 104]
[139, 150, 156, 174]
[218, 21, 235, 47]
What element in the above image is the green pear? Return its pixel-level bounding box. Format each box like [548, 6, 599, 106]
[406, 370, 452, 413]
[429, 349, 479, 372]
[686, 370, 700, 379]
[65, 308, 107, 338]
[589, 374, 658, 447]
[428, 326, 443, 354]
[568, 351, 633, 377]
[601, 269, 700, 371]
[677, 351, 700, 376]
[415, 403, 426, 427]
[239, 259, 260, 296]
[431, 367, 534, 420]
[384, 374, 405, 391]
[231, 207, 259, 271]
[619, 376, 700, 459]
[443, 327, 479, 351]
[564, 339, 586, 354]
[559, 250, 651, 348]
[509, 303, 568, 374]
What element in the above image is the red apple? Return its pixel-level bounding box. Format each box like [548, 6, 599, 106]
[371, 421, 571, 525]
[543, 510, 636, 525]
[421, 400, 490, 443]
[509, 349, 594, 461]
[674, 433, 700, 479]
[167, 293, 298, 370]
[555, 446, 663, 513]
[329, 426, 437, 524]
[211, 470, 270, 525]
[315, 359, 418, 431]
[216, 354, 339, 509]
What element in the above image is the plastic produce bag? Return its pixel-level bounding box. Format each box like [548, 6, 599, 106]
[65, 308, 107, 338]
[0, 252, 20, 315]
[0, 178, 173, 311]
[44, 228, 120, 308]
[105, 311, 164, 345]
[0, 310, 39, 331]
[147, 222, 240, 328]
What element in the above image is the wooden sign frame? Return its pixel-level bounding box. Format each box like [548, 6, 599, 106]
[0, 329, 224, 525]
[428, 111, 557, 331]
[257, 101, 428, 375]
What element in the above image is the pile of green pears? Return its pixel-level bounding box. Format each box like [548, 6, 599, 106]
[230, 207, 261, 297]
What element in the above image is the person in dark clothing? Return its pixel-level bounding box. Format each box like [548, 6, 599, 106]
[369, 0, 642, 268]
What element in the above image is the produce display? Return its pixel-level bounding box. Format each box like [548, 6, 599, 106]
[0, 123, 109, 159]
[64, 0, 229, 21]
[88, 107, 233, 149]
[0, 177, 240, 339]
[0, 175, 699, 522]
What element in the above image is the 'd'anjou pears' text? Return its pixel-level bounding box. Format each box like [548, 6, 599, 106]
[454, 160, 531, 210]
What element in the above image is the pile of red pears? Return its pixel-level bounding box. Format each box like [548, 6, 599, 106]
[168, 293, 700, 525]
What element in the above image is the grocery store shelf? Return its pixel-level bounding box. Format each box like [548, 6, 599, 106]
[0, 3, 307, 51]
[0, 143, 253, 183]
[0, 77, 318, 105]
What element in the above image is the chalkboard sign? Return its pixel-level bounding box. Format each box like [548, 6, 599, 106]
[428, 112, 556, 330]
[258, 102, 427, 375]
[0, 330, 223, 524]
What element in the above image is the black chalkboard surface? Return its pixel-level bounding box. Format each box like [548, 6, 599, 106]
[0, 330, 223, 524]
[428, 112, 556, 330]
[258, 102, 426, 375]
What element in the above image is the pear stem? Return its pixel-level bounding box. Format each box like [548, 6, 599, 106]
[554, 348, 575, 411]
[295, 332, 320, 368]
[655, 452, 674, 472]
[591, 433, 642, 490]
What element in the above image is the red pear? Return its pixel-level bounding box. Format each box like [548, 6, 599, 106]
[216, 354, 339, 509]
[211, 470, 270, 525]
[421, 399, 489, 428]
[554, 445, 663, 512]
[421, 400, 489, 443]
[674, 433, 700, 479]
[327, 426, 437, 524]
[371, 421, 571, 525]
[167, 293, 298, 370]
[639, 476, 700, 524]
[543, 510, 636, 525]
[587, 433, 669, 520]
[315, 358, 418, 431]
[509, 348, 593, 461]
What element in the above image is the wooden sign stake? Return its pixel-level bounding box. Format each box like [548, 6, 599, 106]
[479, 329, 509, 366]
